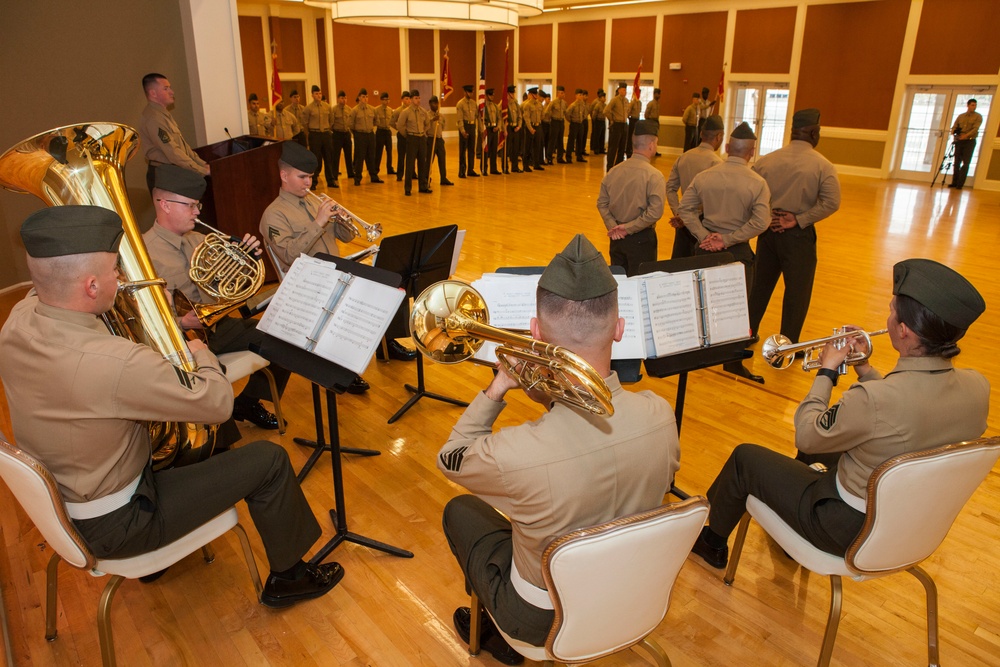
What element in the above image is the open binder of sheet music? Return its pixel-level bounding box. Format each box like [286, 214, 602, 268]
[257, 255, 405, 375]
[469, 262, 749, 362]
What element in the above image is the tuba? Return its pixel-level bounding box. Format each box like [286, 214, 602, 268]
[410, 280, 615, 416]
[0, 122, 217, 468]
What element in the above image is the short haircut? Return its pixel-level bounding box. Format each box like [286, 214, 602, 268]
[142, 72, 167, 94]
[27, 252, 106, 303]
[727, 137, 756, 159]
[701, 129, 724, 143]
[536, 286, 618, 347]
[895, 294, 966, 358]
[632, 133, 657, 152]
[968, 98, 978, 105]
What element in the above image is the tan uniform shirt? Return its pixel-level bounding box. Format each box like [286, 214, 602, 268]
[304, 100, 333, 131]
[521, 98, 541, 128]
[456, 97, 479, 125]
[752, 140, 841, 228]
[331, 103, 352, 132]
[665, 142, 724, 215]
[248, 109, 273, 137]
[437, 373, 679, 589]
[350, 102, 375, 132]
[604, 95, 628, 123]
[678, 156, 771, 246]
[952, 110, 983, 140]
[396, 104, 430, 137]
[138, 101, 208, 174]
[143, 223, 212, 304]
[597, 154, 666, 234]
[628, 98, 642, 120]
[260, 189, 353, 272]
[287, 102, 308, 132]
[549, 98, 567, 121]
[682, 102, 699, 126]
[506, 96, 522, 128]
[484, 100, 500, 128]
[391, 104, 409, 132]
[0, 296, 232, 502]
[375, 104, 393, 130]
[794, 357, 989, 500]
[428, 107, 443, 139]
[274, 107, 301, 140]
[566, 100, 586, 123]
[591, 98, 606, 121]
[644, 99, 660, 120]
[542, 100, 553, 122]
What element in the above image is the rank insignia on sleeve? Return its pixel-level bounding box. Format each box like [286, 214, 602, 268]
[172, 366, 194, 390]
[158, 128, 170, 144]
[439, 446, 467, 472]
[268, 226, 280, 240]
[818, 405, 840, 431]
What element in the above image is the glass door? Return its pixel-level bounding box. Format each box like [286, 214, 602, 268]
[893, 86, 994, 183]
[730, 83, 789, 158]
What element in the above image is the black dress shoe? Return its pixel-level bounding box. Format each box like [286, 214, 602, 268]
[405, 191, 411, 196]
[233, 401, 280, 429]
[723, 361, 765, 385]
[534, 165, 545, 171]
[387, 168, 396, 175]
[419, 188, 433, 194]
[441, 179, 455, 186]
[260, 562, 344, 609]
[459, 173, 466, 178]
[354, 179, 361, 186]
[396, 176, 403, 181]
[576, 158, 586, 162]
[511, 167, 522, 173]
[557, 158, 568, 164]
[691, 527, 728, 569]
[346, 376, 370, 394]
[371, 177, 384, 183]
[523, 167, 532, 173]
[490, 170, 502, 175]
[453, 607, 525, 665]
[330, 181, 339, 188]
[468, 171, 480, 177]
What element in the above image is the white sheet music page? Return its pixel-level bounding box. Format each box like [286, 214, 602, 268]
[612, 276, 646, 359]
[313, 278, 405, 375]
[471, 274, 539, 364]
[643, 272, 702, 355]
[257, 255, 344, 349]
[700, 263, 751, 344]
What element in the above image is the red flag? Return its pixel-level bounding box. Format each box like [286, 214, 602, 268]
[441, 45, 454, 102]
[632, 58, 642, 100]
[717, 68, 725, 105]
[478, 43, 487, 154]
[499, 38, 509, 152]
[270, 41, 282, 106]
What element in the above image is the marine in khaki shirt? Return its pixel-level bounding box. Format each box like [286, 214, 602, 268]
[274, 103, 302, 141]
[138, 73, 209, 176]
[248, 93, 273, 137]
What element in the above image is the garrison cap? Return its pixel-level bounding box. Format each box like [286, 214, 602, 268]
[634, 120, 659, 137]
[248, 93, 258, 102]
[539, 235, 617, 301]
[281, 140, 318, 173]
[380, 92, 390, 100]
[337, 90, 346, 98]
[154, 165, 207, 199]
[429, 95, 439, 104]
[582, 89, 589, 95]
[653, 88, 661, 94]
[575, 88, 583, 94]
[463, 84, 474, 93]
[21, 206, 123, 258]
[892, 259, 985, 329]
[410, 89, 421, 97]
[311, 85, 320, 93]
[358, 87, 367, 96]
[556, 85, 565, 92]
[704, 115, 724, 132]
[507, 84, 516, 93]
[597, 89, 605, 96]
[691, 92, 700, 98]
[290, 90, 299, 97]
[731, 121, 756, 140]
[486, 88, 494, 96]
[792, 108, 821, 128]
[402, 90, 411, 98]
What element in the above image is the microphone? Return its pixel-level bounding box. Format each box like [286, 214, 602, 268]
[224, 127, 248, 153]
[224, 127, 234, 140]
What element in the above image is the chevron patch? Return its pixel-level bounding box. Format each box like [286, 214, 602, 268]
[268, 226, 281, 241]
[818, 404, 840, 431]
[173, 366, 194, 390]
[439, 446, 468, 472]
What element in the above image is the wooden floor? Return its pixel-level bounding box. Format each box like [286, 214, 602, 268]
[2, 144, 1000, 667]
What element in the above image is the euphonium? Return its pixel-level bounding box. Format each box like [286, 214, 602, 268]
[761, 327, 888, 375]
[0, 122, 216, 468]
[410, 280, 615, 417]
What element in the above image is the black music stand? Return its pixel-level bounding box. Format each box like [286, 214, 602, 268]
[255, 256, 412, 560]
[374, 225, 470, 424]
[639, 253, 752, 499]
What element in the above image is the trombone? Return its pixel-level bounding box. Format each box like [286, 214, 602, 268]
[410, 280, 615, 417]
[761, 327, 888, 375]
[306, 191, 383, 243]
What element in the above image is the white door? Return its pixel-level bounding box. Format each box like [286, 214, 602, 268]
[730, 84, 789, 158]
[893, 86, 994, 184]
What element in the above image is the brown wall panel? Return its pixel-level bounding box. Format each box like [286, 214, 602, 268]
[332, 23, 401, 105]
[796, 0, 910, 130]
[269, 17, 306, 73]
[317, 19, 329, 95]
[660, 12, 727, 119]
[610, 17, 655, 73]
[440, 31, 477, 108]
[557, 20, 605, 94]
[485, 31, 515, 100]
[911, 0, 1000, 75]
[409, 29, 435, 74]
[239, 16, 269, 108]
[519, 24, 553, 73]
[732, 7, 795, 74]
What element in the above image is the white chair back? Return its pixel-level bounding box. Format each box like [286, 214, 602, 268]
[849, 437, 1000, 575]
[0, 432, 94, 570]
[542, 497, 709, 663]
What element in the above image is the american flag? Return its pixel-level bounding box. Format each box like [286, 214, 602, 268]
[499, 38, 509, 151]
[478, 43, 487, 153]
[442, 45, 454, 102]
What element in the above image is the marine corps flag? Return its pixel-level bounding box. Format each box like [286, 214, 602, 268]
[442, 45, 455, 102]
[717, 68, 726, 105]
[270, 40, 283, 106]
[633, 58, 642, 99]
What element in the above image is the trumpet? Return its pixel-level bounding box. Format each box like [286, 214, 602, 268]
[306, 191, 383, 242]
[762, 327, 888, 375]
[410, 280, 615, 417]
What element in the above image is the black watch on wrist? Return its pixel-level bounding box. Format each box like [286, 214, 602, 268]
[817, 368, 839, 386]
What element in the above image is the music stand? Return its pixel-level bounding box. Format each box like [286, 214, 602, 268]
[374, 225, 470, 424]
[255, 255, 412, 560]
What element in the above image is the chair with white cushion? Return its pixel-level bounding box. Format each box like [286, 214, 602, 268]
[469, 497, 709, 666]
[0, 431, 264, 667]
[723, 437, 1000, 667]
[216, 350, 285, 434]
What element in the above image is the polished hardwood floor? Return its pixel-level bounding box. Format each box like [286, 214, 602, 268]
[1, 143, 999, 666]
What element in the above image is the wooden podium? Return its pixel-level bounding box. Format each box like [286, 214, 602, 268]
[195, 135, 282, 282]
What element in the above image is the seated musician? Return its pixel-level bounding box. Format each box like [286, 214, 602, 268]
[144, 165, 289, 430]
[437, 235, 681, 665]
[0, 207, 343, 607]
[691, 259, 988, 569]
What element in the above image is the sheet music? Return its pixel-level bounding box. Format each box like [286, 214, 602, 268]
[643, 272, 702, 355]
[313, 278, 405, 374]
[612, 276, 646, 360]
[700, 263, 751, 344]
[449, 230, 467, 277]
[258, 255, 344, 349]
[471, 274, 539, 363]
